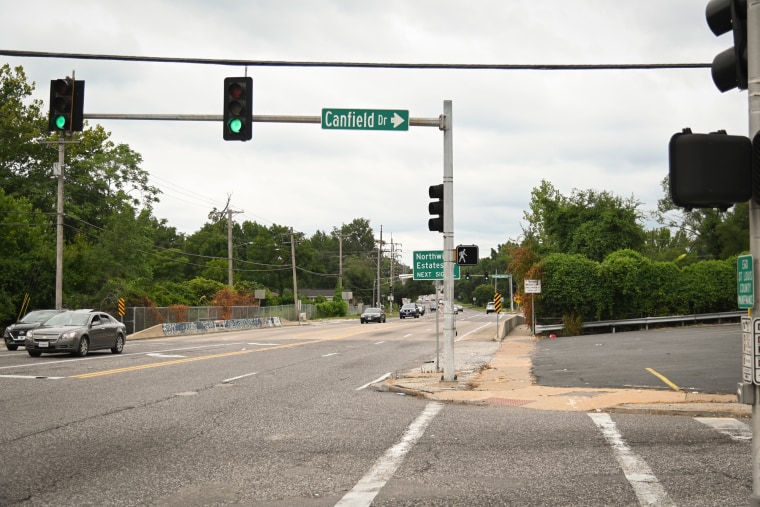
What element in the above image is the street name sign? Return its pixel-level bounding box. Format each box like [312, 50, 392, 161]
[321, 108, 409, 131]
[413, 250, 460, 280]
[738, 254, 754, 309]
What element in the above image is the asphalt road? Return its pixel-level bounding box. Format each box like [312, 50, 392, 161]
[532, 323, 741, 394]
[0, 315, 752, 506]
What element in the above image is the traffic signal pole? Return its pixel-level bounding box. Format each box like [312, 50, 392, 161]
[749, 2, 760, 502]
[441, 100, 456, 382]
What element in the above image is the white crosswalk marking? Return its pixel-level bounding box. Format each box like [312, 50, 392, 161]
[588, 413, 676, 507]
[695, 417, 752, 442]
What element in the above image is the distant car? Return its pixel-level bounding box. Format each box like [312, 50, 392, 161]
[3, 309, 63, 351]
[455, 304, 463, 314]
[25, 309, 126, 357]
[415, 303, 426, 316]
[360, 307, 386, 324]
[429, 303, 436, 312]
[486, 302, 496, 314]
[400, 303, 419, 319]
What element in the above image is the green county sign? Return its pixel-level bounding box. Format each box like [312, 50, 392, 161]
[321, 108, 409, 131]
[738, 254, 754, 309]
[413, 250, 460, 280]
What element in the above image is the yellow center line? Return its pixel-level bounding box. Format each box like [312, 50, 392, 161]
[645, 367, 682, 392]
[70, 330, 364, 379]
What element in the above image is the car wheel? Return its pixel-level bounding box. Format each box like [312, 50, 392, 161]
[381, 316, 386, 323]
[111, 334, 124, 354]
[6, 344, 18, 351]
[28, 349, 42, 357]
[75, 336, 89, 357]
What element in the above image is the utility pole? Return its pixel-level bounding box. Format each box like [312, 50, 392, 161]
[226, 207, 243, 286]
[290, 227, 299, 323]
[55, 140, 64, 310]
[376, 225, 383, 307]
[39, 138, 79, 310]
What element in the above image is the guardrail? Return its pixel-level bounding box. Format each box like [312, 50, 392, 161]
[534, 311, 746, 335]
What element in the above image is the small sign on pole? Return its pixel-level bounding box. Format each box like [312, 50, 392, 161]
[524, 280, 541, 293]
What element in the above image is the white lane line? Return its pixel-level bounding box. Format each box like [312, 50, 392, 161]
[222, 372, 257, 383]
[695, 417, 752, 442]
[356, 372, 392, 391]
[588, 413, 676, 507]
[146, 353, 186, 358]
[455, 323, 491, 342]
[322, 353, 339, 357]
[336, 401, 443, 507]
[403, 334, 413, 338]
[0, 374, 65, 380]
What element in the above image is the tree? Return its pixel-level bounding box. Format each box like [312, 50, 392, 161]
[656, 176, 748, 260]
[523, 180, 646, 262]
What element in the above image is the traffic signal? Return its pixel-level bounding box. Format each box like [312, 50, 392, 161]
[484, 272, 488, 281]
[48, 78, 85, 132]
[668, 129, 751, 210]
[706, 0, 747, 92]
[465, 272, 470, 280]
[428, 184, 444, 232]
[223, 77, 253, 141]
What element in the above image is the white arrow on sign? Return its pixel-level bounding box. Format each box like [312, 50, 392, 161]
[391, 112, 406, 129]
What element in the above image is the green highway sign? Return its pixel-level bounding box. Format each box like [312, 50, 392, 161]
[738, 254, 754, 309]
[413, 250, 460, 280]
[321, 108, 409, 131]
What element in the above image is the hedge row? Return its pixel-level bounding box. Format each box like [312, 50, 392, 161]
[533, 249, 737, 323]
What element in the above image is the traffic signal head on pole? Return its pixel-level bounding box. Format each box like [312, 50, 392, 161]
[706, 0, 747, 92]
[48, 78, 85, 132]
[668, 129, 751, 210]
[428, 184, 444, 233]
[484, 272, 488, 281]
[465, 272, 470, 280]
[223, 77, 253, 141]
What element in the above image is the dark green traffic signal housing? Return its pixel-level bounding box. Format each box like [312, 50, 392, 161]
[428, 184, 444, 233]
[465, 272, 470, 280]
[223, 77, 253, 141]
[48, 78, 85, 132]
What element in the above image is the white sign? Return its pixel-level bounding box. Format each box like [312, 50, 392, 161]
[524, 280, 541, 294]
[742, 316, 760, 384]
[742, 316, 752, 383]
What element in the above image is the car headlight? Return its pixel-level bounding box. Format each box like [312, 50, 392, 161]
[26, 330, 34, 338]
[62, 331, 77, 340]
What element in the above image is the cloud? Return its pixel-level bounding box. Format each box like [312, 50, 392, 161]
[1, 0, 749, 267]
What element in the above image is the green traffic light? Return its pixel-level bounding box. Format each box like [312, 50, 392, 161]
[54, 115, 67, 130]
[228, 118, 243, 134]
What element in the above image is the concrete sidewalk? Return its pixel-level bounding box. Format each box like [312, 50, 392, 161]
[378, 323, 751, 418]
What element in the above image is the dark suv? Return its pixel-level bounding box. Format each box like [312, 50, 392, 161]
[3, 309, 63, 351]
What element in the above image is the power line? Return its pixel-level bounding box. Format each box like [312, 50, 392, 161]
[0, 49, 710, 71]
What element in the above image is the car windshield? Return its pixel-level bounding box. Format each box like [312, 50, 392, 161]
[44, 312, 91, 327]
[19, 310, 59, 323]
[402, 304, 415, 309]
[365, 308, 381, 313]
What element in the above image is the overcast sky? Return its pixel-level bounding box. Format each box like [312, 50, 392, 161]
[1, 0, 749, 267]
